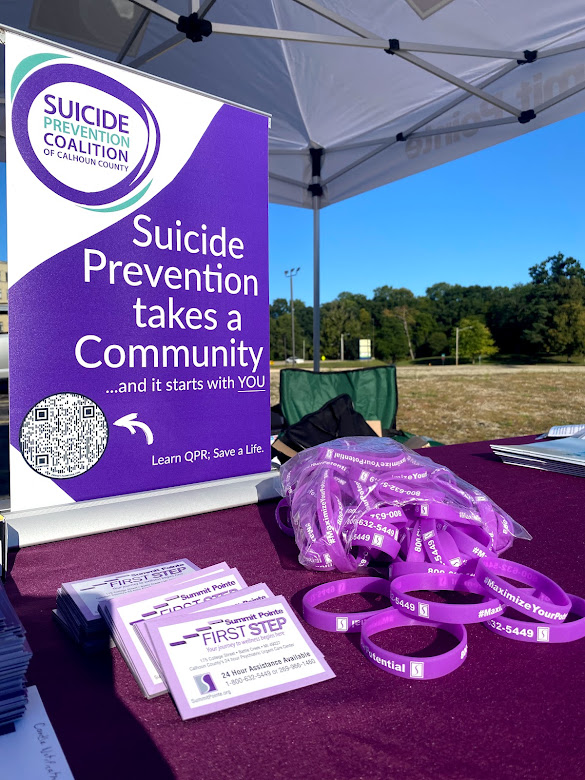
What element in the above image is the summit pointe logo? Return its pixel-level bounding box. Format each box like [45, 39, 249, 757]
[194, 673, 217, 696]
[11, 54, 160, 210]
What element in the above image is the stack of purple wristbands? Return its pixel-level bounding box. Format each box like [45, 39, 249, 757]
[276, 438, 585, 680]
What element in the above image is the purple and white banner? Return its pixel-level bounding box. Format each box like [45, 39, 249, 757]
[5, 32, 270, 512]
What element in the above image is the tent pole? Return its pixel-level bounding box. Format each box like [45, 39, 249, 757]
[309, 148, 323, 373]
[116, 4, 153, 63]
[312, 195, 320, 373]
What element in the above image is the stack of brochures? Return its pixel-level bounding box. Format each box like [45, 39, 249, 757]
[491, 436, 585, 477]
[53, 559, 201, 652]
[55, 558, 335, 719]
[99, 562, 262, 698]
[0, 583, 32, 735]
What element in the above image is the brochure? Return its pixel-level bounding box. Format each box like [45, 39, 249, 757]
[136, 583, 276, 680]
[100, 567, 247, 698]
[491, 436, 585, 476]
[148, 596, 335, 720]
[546, 424, 585, 438]
[53, 559, 203, 650]
[62, 559, 203, 623]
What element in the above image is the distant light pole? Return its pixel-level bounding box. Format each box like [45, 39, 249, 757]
[285, 267, 300, 361]
[340, 332, 349, 362]
[455, 325, 473, 366]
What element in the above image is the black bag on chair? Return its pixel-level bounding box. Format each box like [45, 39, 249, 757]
[274, 394, 377, 462]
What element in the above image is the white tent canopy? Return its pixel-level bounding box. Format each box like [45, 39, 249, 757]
[2, 0, 585, 368]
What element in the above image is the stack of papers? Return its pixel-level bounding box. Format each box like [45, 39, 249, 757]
[133, 582, 274, 684]
[0, 583, 32, 735]
[53, 557, 335, 719]
[53, 559, 200, 652]
[98, 563, 248, 698]
[90, 559, 335, 719]
[491, 437, 585, 477]
[545, 424, 585, 438]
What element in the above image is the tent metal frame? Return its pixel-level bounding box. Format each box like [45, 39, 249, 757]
[120, 0, 585, 370]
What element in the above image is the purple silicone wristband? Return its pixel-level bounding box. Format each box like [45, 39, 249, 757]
[391, 560, 477, 578]
[360, 608, 468, 680]
[275, 498, 294, 537]
[415, 501, 482, 527]
[359, 506, 409, 527]
[440, 523, 495, 560]
[484, 593, 585, 643]
[317, 447, 410, 470]
[406, 521, 425, 562]
[420, 519, 462, 568]
[476, 558, 571, 624]
[279, 440, 522, 574]
[315, 475, 354, 572]
[351, 529, 401, 559]
[390, 572, 505, 624]
[302, 576, 390, 632]
[374, 480, 445, 504]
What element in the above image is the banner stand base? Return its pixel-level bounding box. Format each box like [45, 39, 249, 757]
[2, 470, 280, 550]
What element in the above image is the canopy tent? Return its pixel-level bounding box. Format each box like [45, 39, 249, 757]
[1, 0, 585, 370]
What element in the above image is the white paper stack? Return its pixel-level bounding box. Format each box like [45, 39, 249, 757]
[0, 686, 74, 778]
[491, 437, 585, 477]
[133, 582, 275, 683]
[546, 424, 585, 438]
[53, 558, 336, 720]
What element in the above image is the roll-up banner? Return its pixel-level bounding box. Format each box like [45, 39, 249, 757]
[5, 30, 271, 514]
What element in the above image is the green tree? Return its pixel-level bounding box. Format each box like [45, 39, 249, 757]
[550, 300, 585, 359]
[486, 284, 532, 356]
[427, 330, 448, 356]
[454, 319, 498, 363]
[426, 282, 494, 332]
[388, 305, 415, 360]
[409, 302, 440, 357]
[269, 298, 312, 360]
[320, 296, 361, 358]
[373, 287, 418, 360]
[373, 311, 409, 362]
[523, 253, 585, 355]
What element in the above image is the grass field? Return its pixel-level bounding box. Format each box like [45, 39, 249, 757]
[271, 365, 585, 444]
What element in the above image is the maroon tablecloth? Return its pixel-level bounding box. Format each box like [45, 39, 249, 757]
[6, 436, 585, 780]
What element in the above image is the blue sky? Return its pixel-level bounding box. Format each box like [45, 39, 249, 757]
[2, 110, 584, 297]
[269, 112, 585, 305]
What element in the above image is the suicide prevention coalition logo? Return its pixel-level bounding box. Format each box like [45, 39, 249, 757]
[11, 54, 160, 210]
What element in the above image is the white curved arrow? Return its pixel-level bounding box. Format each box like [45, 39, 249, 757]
[113, 413, 154, 445]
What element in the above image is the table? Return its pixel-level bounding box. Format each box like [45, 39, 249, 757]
[5, 436, 585, 780]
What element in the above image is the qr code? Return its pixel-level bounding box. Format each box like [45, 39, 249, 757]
[19, 393, 108, 479]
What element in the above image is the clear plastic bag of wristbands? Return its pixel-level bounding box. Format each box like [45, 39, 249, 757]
[276, 437, 531, 573]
